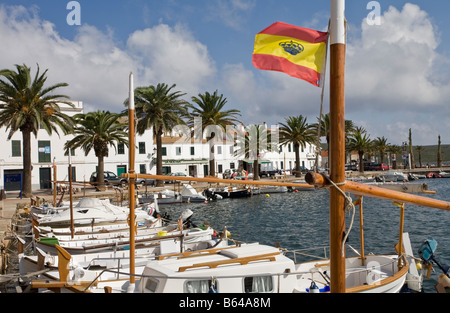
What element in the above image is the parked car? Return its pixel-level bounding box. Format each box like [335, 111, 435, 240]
[374, 163, 389, 171]
[89, 171, 127, 186]
[165, 172, 188, 183]
[136, 177, 156, 187]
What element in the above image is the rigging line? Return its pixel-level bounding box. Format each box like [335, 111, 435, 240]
[314, 20, 330, 171]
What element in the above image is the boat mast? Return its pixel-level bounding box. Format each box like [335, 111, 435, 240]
[329, 0, 346, 293]
[69, 153, 74, 239]
[128, 73, 136, 289]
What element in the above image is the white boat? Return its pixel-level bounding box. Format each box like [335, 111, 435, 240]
[375, 171, 409, 182]
[258, 185, 288, 193]
[34, 209, 209, 255]
[138, 189, 183, 205]
[438, 171, 450, 178]
[26, 237, 231, 293]
[31, 197, 154, 227]
[181, 184, 207, 203]
[19, 224, 226, 276]
[136, 242, 411, 293]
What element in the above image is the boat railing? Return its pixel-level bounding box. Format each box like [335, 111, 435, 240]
[80, 254, 408, 292]
[282, 246, 330, 263]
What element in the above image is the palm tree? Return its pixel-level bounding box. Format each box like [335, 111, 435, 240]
[372, 136, 389, 164]
[64, 111, 128, 190]
[416, 145, 424, 168]
[128, 83, 188, 187]
[234, 124, 277, 180]
[0, 64, 74, 197]
[187, 90, 241, 176]
[347, 127, 372, 173]
[279, 115, 315, 177]
[312, 113, 355, 168]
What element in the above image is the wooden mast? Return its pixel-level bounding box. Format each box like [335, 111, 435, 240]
[128, 72, 136, 288]
[329, 0, 346, 293]
[69, 153, 74, 239]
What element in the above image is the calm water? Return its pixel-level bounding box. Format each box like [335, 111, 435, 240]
[162, 179, 450, 293]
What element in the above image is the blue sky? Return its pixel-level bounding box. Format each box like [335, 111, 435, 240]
[1, 0, 450, 145]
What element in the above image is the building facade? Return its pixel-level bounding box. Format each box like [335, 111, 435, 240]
[0, 101, 320, 192]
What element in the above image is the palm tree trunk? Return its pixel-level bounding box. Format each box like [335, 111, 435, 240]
[358, 151, 364, 173]
[253, 159, 260, 180]
[156, 128, 164, 187]
[209, 139, 215, 177]
[97, 155, 105, 191]
[294, 143, 301, 178]
[22, 130, 32, 197]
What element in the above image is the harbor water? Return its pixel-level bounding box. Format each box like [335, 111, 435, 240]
[3, 178, 449, 293]
[162, 179, 450, 293]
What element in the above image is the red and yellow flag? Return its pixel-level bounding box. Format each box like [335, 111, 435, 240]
[252, 21, 328, 87]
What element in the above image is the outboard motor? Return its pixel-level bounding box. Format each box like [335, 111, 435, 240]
[418, 238, 450, 278]
[180, 209, 197, 228]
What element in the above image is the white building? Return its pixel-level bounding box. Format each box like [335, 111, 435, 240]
[0, 101, 320, 192]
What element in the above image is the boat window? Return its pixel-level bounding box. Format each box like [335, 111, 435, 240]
[244, 276, 273, 293]
[144, 278, 158, 292]
[185, 280, 217, 293]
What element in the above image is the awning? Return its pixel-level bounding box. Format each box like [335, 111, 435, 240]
[241, 159, 272, 164]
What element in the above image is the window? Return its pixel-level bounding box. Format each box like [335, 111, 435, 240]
[190, 146, 195, 156]
[162, 147, 167, 156]
[176, 147, 181, 155]
[218, 164, 223, 173]
[145, 278, 158, 292]
[185, 280, 217, 293]
[139, 142, 146, 154]
[12, 140, 21, 157]
[139, 164, 146, 174]
[244, 276, 273, 293]
[230, 163, 235, 169]
[217, 146, 222, 154]
[288, 144, 291, 152]
[38, 141, 51, 163]
[118, 143, 125, 155]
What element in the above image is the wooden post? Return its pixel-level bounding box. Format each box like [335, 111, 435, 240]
[329, 0, 346, 293]
[128, 72, 136, 287]
[397, 202, 405, 269]
[358, 196, 365, 266]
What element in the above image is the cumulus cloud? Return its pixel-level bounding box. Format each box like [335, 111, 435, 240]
[0, 5, 216, 112]
[127, 24, 216, 95]
[344, 3, 450, 144]
[222, 3, 450, 144]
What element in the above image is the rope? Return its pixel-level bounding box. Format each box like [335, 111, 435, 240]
[325, 178, 356, 257]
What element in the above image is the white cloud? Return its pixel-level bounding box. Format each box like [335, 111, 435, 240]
[344, 3, 450, 144]
[222, 3, 450, 145]
[127, 23, 216, 96]
[0, 5, 216, 113]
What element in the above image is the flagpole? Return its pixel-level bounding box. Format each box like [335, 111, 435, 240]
[128, 72, 136, 290]
[329, 0, 346, 293]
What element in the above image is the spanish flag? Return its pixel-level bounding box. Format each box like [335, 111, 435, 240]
[252, 21, 328, 87]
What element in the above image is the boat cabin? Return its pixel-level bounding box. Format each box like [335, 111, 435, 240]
[139, 243, 298, 293]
